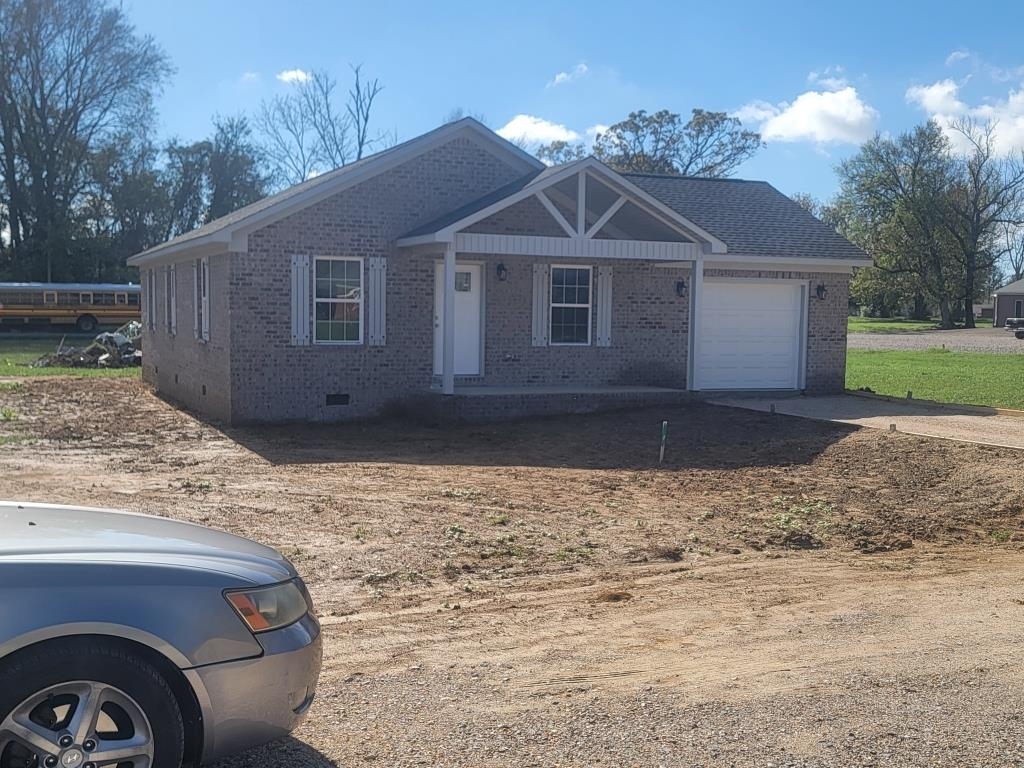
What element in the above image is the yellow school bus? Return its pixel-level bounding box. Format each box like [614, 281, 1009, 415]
[0, 282, 141, 332]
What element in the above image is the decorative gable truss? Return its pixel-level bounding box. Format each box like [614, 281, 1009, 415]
[397, 157, 728, 260]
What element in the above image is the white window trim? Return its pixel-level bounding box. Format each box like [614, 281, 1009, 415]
[313, 256, 364, 346]
[549, 264, 593, 346]
[42, 291, 56, 304]
[80, 291, 93, 305]
[115, 292, 128, 305]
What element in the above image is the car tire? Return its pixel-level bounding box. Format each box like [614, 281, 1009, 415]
[75, 314, 97, 333]
[0, 638, 185, 768]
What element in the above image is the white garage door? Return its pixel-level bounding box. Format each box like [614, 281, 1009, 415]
[695, 281, 805, 390]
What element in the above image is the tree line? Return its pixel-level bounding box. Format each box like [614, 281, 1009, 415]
[797, 120, 1024, 329]
[0, 0, 386, 283]
[0, 0, 771, 284]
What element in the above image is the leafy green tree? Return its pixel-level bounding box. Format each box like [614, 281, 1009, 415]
[536, 109, 763, 177]
[0, 0, 171, 280]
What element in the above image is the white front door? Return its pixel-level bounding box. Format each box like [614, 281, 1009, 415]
[695, 280, 805, 390]
[434, 263, 483, 376]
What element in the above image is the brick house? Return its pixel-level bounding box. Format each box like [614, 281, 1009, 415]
[127, 119, 870, 424]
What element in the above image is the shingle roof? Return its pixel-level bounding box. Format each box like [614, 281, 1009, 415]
[623, 173, 868, 260]
[995, 277, 1024, 294]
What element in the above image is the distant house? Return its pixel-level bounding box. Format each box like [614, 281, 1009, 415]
[127, 119, 871, 424]
[994, 278, 1024, 326]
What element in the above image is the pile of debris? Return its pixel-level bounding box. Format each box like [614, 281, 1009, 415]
[33, 321, 143, 369]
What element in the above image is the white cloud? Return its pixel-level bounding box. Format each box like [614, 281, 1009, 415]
[946, 49, 971, 67]
[276, 68, 310, 84]
[547, 63, 588, 88]
[238, 71, 261, 85]
[907, 77, 1024, 155]
[807, 66, 848, 91]
[585, 123, 609, 139]
[497, 114, 580, 145]
[735, 86, 879, 144]
[906, 79, 966, 116]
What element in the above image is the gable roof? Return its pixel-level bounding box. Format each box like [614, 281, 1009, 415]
[995, 277, 1024, 295]
[399, 156, 728, 251]
[127, 119, 543, 266]
[624, 174, 869, 261]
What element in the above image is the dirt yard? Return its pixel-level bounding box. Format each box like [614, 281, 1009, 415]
[3, 378, 1024, 766]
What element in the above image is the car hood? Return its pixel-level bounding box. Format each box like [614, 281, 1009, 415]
[0, 501, 296, 585]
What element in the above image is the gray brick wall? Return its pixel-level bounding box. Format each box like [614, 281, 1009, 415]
[141, 254, 233, 421]
[228, 136, 527, 423]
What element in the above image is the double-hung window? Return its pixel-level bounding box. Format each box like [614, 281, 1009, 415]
[550, 265, 592, 345]
[314, 257, 363, 344]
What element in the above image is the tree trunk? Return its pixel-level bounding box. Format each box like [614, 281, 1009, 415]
[911, 293, 928, 320]
[938, 299, 953, 329]
[963, 297, 976, 328]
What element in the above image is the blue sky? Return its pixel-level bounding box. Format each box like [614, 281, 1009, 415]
[128, 0, 1024, 200]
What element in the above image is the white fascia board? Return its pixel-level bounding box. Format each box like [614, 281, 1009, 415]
[126, 234, 231, 267]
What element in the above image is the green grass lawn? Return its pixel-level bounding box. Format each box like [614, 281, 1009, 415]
[847, 316, 938, 333]
[0, 335, 141, 378]
[847, 348, 1024, 410]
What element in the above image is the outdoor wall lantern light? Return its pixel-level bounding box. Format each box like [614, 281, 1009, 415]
[496, 263, 509, 282]
[675, 278, 687, 297]
[815, 283, 828, 300]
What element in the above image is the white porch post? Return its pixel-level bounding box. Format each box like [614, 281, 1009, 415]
[442, 243, 456, 395]
[687, 258, 704, 391]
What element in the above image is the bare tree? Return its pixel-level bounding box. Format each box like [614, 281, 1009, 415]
[944, 118, 1024, 326]
[257, 66, 384, 187]
[1000, 223, 1024, 282]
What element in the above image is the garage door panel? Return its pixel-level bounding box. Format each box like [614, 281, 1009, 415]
[696, 281, 804, 390]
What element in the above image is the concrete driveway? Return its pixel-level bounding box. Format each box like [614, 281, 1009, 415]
[712, 394, 1024, 450]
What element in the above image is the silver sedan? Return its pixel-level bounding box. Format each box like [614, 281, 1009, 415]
[0, 501, 322, 767]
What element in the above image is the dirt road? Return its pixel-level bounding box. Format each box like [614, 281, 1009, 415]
[2, 378, 1024, 766]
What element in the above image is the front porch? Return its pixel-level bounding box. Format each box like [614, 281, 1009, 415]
[398, 157, 723, 396]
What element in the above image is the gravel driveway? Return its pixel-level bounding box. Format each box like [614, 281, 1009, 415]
[848, 326, 1024, 353]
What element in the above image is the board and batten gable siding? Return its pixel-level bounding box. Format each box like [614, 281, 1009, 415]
[141, 252, 233, 421]
[228, 135, 530, 422]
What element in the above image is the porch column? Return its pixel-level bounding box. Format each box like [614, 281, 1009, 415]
[687, 257, 704, 391]
[442, 242, 456, 395]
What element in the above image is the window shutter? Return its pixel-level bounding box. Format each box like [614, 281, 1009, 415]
[596, 266, 613, 347]
[532, 263, 549, 346]
[169, 264, 177, 336]
[290, 254, 311, 346]
[367, 256, 386, 346]
[192, 260, 199, 339]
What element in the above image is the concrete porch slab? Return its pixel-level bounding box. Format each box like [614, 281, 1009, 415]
[711, 394, 1024, 451]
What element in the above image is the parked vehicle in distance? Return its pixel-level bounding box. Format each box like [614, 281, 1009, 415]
[0, 282, 141, 332]
[0, 501, 322, 767]
[1004, 317, 1024, 330]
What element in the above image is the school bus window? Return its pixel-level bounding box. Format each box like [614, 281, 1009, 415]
[79, 292, 93, 304]
[43, 291, 57, 304]
[115, 293, 128, 305]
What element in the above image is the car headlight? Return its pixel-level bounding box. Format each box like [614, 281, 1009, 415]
[225, 579, 310, 633]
